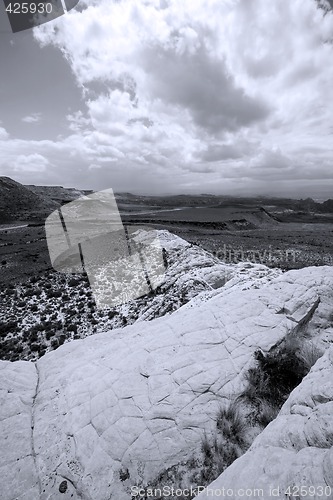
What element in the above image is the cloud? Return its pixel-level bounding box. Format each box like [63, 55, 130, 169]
[66, 110, 92, 132]
[22, 113, 42, 124]
[2, 0, 331, 197]
[13, 153, 50, 172]
[200, 140, 256, 162]
[0, 127, 9, 140]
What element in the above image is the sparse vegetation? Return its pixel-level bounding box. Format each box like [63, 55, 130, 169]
[0, 242, 210, 361]
[132, 401, 248, 500]
[239, 335, 324, 428]
[137, 331, 326, 500]
[215, 401, 246, 446]
[197, 400, 248, 487]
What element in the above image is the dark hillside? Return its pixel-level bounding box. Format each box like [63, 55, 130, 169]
[0, 177, 58, 222]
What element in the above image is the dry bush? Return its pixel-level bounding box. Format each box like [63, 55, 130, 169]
[256, 400, 280, 427]
[297, 341, 323, 372]
[216, 401, 247, 446]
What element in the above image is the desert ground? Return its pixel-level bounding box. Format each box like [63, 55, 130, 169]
[1, 189, 332, 363]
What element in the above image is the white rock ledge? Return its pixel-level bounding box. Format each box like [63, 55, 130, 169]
[1, 265, 333, 499]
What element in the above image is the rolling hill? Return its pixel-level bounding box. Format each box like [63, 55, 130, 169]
[0, 177, 58, 223]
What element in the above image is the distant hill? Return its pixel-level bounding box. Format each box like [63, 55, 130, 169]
[2, 176, 332, 224]
[0, 177, 58, 223]
[25, 184, 91, 205]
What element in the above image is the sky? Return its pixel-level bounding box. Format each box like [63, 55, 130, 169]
[1, 0, 333, 198]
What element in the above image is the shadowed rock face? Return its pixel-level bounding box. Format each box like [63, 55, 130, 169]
[1, 259, 333, 499]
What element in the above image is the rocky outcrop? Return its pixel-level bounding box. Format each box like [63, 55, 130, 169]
[1, 264, 333, 499]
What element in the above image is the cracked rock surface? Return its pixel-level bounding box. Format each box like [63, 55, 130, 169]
[1, 258, 333, 499]
[0, 361, 39, 499]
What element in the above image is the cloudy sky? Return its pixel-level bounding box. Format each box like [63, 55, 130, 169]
[1, 0, 333, 198]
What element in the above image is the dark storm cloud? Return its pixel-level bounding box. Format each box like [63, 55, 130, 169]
[140, 45, 270, 134]
[200, 144, 249, 162]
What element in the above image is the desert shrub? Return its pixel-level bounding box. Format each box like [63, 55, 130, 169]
[240, 336, 324, 427]
[30, 304, 38, 312]
[29, 331, 38, 343]
[67, 324, 78, 334]
[0, 320, 17, 337]
[200, 434, 238, 485]
[240, 365, 274, 408]
[297, 342, 323, 372]
[216, 401, 246, 446]
[252, 346, 308, 405]
[45, 330, 54, 340]
[256, 400, 280, 427]
[68, 278, 80, 287]
[47, 290, 62, 298]
[22, 331, 29, 342]
[50, 339, 58, 349]
[200, 435, 225, 483]
[119, 468, 130, 482]
[58, 334, 66, 345]
[196, 401, 247, 487]
[30, 343, 40, 352]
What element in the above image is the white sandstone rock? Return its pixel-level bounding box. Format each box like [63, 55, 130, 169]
[1, 248, 333, 499]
